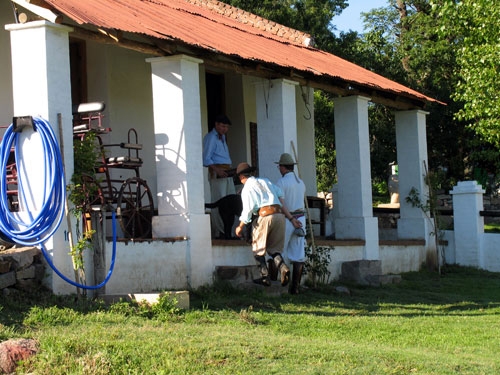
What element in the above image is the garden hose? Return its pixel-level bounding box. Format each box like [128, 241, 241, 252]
[0, 116, 116, 290]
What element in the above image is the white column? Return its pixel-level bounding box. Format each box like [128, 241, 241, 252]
[6, 20, 75, 294]
[296, 85, 317, 195]
[450, 181, 485, 268]
[395, 110, 430, 240]
[255, 78, 299, 180]
[333, 96, 379, 260]
[146, 55, 211, 288]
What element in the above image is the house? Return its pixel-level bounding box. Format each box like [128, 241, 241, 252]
[0, 0, 441, 295]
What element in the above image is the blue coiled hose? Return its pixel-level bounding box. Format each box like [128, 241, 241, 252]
[0, 116, 116, 290]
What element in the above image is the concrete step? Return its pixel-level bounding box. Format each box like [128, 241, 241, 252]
[340, 260, 401, 287]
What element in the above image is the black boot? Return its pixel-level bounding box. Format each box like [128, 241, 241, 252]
[253, 255, 270, 286]
[289, 262, 304, 294]
[272, 253, 290, 287]
[268, 258, 278, 281]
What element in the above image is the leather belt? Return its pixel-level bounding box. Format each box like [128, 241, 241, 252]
[258, 204, 283, 217]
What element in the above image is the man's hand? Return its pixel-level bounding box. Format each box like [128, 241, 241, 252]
[291, 218, 303, 228]
[210, 165, 227, 178]
[217, 167, 228, 178]
[235, 222, 245, 238]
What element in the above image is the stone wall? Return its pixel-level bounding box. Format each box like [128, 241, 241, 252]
[0, 247, 44, 295]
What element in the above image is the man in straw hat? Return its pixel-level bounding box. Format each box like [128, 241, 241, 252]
[234, 162, 291, 287]
[275, 153, 306, 294]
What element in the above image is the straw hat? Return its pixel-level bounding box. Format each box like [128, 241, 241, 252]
[236, 162, 256, 175]
[274, 153, 296, 165]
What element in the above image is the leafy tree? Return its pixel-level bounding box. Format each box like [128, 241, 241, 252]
[435, 0, 500, 180]
[357, 0, 470, 190]
[313, 90, 336, 193]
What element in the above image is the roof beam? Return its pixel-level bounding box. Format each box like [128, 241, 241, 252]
[70, 25, 166, 56]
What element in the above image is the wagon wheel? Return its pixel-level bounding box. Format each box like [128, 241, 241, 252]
[79, 174, 104, 234]
[6, 150, 19, 212]
[116, 177, 154, 239]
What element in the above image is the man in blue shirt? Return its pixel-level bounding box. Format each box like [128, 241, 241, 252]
[203, 115, 235, 238]
[234, 162, 291, 287]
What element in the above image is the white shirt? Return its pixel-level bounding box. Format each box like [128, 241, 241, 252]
[276, 171, 306, 212]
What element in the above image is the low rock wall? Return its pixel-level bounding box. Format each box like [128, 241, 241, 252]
[0, 247, 45, 295]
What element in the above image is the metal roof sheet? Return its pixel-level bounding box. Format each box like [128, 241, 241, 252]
[42, 0, 438, 105]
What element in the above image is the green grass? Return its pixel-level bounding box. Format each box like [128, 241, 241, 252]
[1, 265, 500, 374]
[485, 222, 500, 233]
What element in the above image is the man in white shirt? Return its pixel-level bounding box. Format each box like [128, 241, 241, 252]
[275, 153, 306, 294]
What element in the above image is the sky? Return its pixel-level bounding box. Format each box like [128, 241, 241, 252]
[333, 0, 388, 34]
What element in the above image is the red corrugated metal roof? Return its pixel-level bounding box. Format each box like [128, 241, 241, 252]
[183, 0, 313, 46]
[43, 0, 438, 105]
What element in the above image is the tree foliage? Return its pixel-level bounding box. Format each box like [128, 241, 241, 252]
[223, 0, 500, 193]
[435, 0, 500, 166]
[313, 90, 336, 192]
[360, 0, 500, 185]
[357, 0, 470, 190]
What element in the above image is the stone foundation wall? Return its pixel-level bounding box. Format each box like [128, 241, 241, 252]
[0, 247, 45, 295]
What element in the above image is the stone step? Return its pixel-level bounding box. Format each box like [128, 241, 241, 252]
[340, 260, 401, 287]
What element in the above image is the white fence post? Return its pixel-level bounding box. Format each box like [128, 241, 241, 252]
[450, 181, 485, 268]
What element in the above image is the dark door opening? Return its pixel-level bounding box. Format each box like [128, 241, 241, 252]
[69, 39, 87, 108]
[205, 72, 225, 131]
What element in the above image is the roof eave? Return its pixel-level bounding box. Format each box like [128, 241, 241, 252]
[69, 23, 436, 110]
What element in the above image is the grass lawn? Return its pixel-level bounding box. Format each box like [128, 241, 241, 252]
[485, 222, 500, 233]
[1, 265, 500, 374]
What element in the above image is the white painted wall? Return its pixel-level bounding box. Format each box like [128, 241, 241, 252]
[380, 244, 429, 274]
[102, 241, 189, 294]
[85, 42, 158, 203]
[0, 1, 15, 126]
[482, 234, 500, 272]
[0, 2, 14, 126]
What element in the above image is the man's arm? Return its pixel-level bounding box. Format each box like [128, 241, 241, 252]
[279, 197, 302, 228]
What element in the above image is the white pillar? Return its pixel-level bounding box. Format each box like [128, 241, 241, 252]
[6, 20, 75, 294]
[146, 55, 211, 288]
[333, 96, 379, 260]
[395, 110, 430, 240]
[255, 78, 299, 180]
[450, 181, 485, 268]
[296, 85, 317, 195]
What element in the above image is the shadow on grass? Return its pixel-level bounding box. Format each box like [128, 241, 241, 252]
[1, 265, 500, 330]
[189, 264, 500, 318]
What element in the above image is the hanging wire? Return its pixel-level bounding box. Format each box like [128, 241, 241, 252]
[263, 79, 272, 118]
[301, 85, 312, 120]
